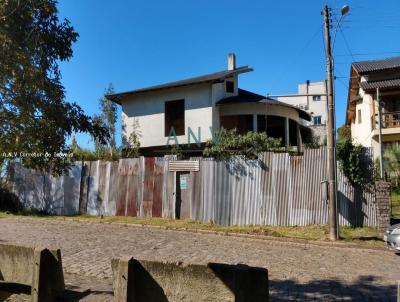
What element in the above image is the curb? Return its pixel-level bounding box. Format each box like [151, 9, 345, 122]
[10, 216, 389, 253]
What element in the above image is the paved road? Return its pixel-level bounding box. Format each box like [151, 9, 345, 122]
[0, 217, 399, 301]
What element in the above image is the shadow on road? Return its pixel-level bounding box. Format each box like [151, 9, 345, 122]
[269, 275, 397, 301]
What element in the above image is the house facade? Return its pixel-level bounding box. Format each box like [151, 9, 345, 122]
[278, 80, 327, 143]
[345, 57, 400, 158]
[107, 54, 311, 155]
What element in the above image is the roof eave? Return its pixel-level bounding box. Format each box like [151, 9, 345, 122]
[345, 66, 361, 126]
[106, 66, 253, 103]
[261, 99, 312, 121]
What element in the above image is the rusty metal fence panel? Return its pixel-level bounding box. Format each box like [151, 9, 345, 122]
[9, 162, 82, 215]
[7, 147, 378, 227]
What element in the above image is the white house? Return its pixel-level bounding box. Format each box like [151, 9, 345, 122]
[278, 81, 327, 143]
[345, 57, 400, 158]
[107, 54, 311, 156]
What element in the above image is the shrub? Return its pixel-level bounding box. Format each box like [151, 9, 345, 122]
[336, 138, 373, 189]
[203, 129, 281, 160]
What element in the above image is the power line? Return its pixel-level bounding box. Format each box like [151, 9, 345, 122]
[273, 23, 324, 84]
[335, 76, 358, 79]
[335, 76, 349, 89]
[334, 16, 355, 62]
[335, 51, 400, 57]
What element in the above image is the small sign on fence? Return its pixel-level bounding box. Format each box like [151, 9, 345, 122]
[180, 175, 188, 190]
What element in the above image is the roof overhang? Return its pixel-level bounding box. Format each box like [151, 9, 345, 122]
[106, 66, 253, 104]
[345, 66, 361, 126]
[346, 60, 400, 126]
[260, 99, 312, 121]
[216, 89, 311, 121]
[360, 78, 400, 92]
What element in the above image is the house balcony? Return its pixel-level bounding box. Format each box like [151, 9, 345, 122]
[372, 94, 400, 138]
[372, 111, 400, 138]
[382, 111, 400, 128]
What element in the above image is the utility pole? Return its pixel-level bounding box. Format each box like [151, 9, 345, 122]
[323, 5, 339, 241]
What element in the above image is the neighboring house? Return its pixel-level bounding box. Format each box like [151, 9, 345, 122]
[278, 81, 327, 143]
[107, 54, 311, 156]
[345, 57, 400, 159]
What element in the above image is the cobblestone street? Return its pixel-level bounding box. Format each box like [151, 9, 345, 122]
[0, 217, 399, 301]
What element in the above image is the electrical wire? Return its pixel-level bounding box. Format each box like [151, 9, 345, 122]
[273, 23, 324, 86]
[335, 52, 400, 57]
[335, 76, 349, 89]
[334, 16, 356, 62]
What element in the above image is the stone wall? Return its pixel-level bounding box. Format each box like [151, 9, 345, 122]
[309, 124, 327, 145]
[375, 181, 391, 235]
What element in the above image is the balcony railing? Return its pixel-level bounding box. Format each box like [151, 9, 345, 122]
[383, 111, 400, 128]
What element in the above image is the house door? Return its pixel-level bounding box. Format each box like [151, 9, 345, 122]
[175, 172, 191, 219]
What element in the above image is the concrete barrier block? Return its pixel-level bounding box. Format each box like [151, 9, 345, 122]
[0, 243, 35, 285]
[0, 243, 64, 302]
[31, 247, 65, 302]
[112, 258, 268, 302]
[112, 256, 136, 302]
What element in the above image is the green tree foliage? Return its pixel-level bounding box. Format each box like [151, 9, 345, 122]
[203, 129, 281, 160]
[336, 138, 373, 189]
[92, 114, 107, 154]
[383, 144, 400, 188]
[0, 0, 108, 174]
[337, 125, 351, 143]
[99, 84, 117, 156]
[121, 119, 141, 158]
[70, 146, 104, 161]
[166, 144, 184, 159]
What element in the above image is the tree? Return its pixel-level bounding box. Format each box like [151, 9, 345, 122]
[92, 114, 106, 155]
[0, 0, 108, 174]
[337, 125, 351, 143]
[98, 83, 117, 156]
[203, 129, 281, 160]
[121, 119, 141, 158]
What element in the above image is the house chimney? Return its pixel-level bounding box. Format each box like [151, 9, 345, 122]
[227, 53, 236, 70]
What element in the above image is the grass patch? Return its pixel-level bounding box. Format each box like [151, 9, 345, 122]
[0, 211, 11, 219]
[0, 212, 383, 247]
[61, 215, 382, 247]
[391, 192, 400, 219]
[339, 226, 380, 245]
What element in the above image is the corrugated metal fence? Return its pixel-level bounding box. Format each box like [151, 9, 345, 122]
[8, 147, 378, 227]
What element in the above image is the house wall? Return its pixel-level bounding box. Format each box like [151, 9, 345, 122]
[121, 77, 240, 148]
[218, 102, 300, 121]
[219, 102, 302, 148]
[350, 90, 374, 147]
[350, 89, 400, 159]
[278, 81, 327, 126]
[121, 83, 214, 148]
[211, 77, 238, 131]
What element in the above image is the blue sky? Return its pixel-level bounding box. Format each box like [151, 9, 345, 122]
[57, 0, 400, 149]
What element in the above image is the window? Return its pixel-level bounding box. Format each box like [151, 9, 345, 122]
[312, 95, 321, 101]
[165, 99, 185, 136]
[313, 116, 322, 125]
[220, 115, 253, 134]
[257, 115, 266, 132]
[226, 81, 234, 93]
[357, 109, 362, 124]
